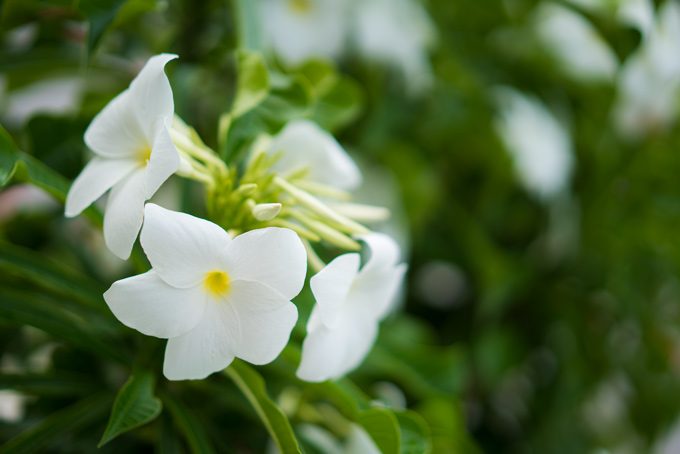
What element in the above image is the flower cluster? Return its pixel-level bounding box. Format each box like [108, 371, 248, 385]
[259, 0, 436, 93]
[66, 54, 406, 381]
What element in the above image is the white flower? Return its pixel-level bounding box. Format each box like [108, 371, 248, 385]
[535, 3, 618, 83]
[353, 0, 436, 93]
[260, 0, 349, 66]
[565, 0, 654, 35]
[298, 423, 381, 454]
[613, 1, 680, 138]
[297, 233, 406, 382]
[495, 88, 574, 200]
[266, 119, 361, 190]
[64, 54, 180, 259]
[0, 390, 24, 423]
[103, 204, 307, 380]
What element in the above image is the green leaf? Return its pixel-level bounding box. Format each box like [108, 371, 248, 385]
[233, 0, 264, 51]
[297, 60, 363, 131]
[0, 372, 98, 396]
[232, 50, 270, 118]
[0, 394, 111, 454]
[395, 411, 432, 454]
[78, 0, 128, 54]
[99, 371, 163, 447]
[357, 407, 401, 454]
[0, 124, 102, 224]
[0, 288, 127, 363]
[225, 360, 302, 454]
[219, 52, 313, 162]
[0, 240, 106, 312]
[418, 398, 480, 454]
[162, 392, 216, 454]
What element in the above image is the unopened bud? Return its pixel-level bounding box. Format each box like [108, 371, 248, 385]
[252, 203, 282, 221]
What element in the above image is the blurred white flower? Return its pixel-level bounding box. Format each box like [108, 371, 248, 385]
[297, 233, 406, 382]
[104, 204, 306, 380]
[2, 77, 82, 127]
[298, 423, 380, 454]
[618, 0, 655, 35]
[414, 260, 467, 309]
[65, 54, 180, 259]
[0, 391, 24, 423]
[344, 424, 381, 454]
[535, 3, 618, 83]
[266, 119, 362, 191]
[613, 1, 680, 138]
[495, 88, 574, 200]
[565, 0, 654, 35]
[0, 184, 57, 221]
[260, 0, 349, 66]
[353, 0, 436, 93]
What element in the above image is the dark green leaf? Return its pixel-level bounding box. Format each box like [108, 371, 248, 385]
[0, 372, 98, 396]
[99, 371, 163, 447]
[0, 288, 127, 363]
[418, 398, 480, 454]
[0, 124, 101, 224]
[78, 0, 128, 54]
[162, 392, 216, 454]
[0, 240, 105, 312]
[225, 360, 302, 454]
[0, 394, 111, 454]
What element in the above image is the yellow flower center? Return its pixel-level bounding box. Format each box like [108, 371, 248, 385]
[203, 270, 231, 296]
[137, 146, 152, 166]
[288, 0, 312, 14]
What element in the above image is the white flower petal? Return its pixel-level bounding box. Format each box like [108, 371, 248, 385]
[141, 204, 232, 287]
[64, 157, 137, 217]
[128, 53, 178, 140]
[223, 227, 307, 300]
[309, 253, 360, 329]
[222, 280, 297, 365]
[163, 302, 235, 380]
[103, 168, 147, 259]
[144, 123, 179, 199]
[84, 90, 146, 159]
[331, 319, 378, 379]
[358, 232, 401, 272]
[350, 263, 407, 321]
[267, 120, 361, 190]
[297, 316, 347, 382]
[297, 312, 377, 382]
[103, 270, 206, 339]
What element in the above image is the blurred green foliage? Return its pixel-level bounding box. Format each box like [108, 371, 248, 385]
[1, 0, 680, 452]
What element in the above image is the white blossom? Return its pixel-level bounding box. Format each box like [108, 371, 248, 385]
[65, 54, 180, 259]
[353, 0, 436, 93]
[495, 88, 574, 200]
[266, 119, 361, 190]
[565, 0, 654, 35]
[104, 204, 307, 380]
[535, 3, 618, 83]
[297, 233, 406, 382]
[613, 1, 680, 138]
[260, 0, 349, 66]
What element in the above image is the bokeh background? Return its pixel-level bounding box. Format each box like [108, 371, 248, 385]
[2, 0, 680, 452]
